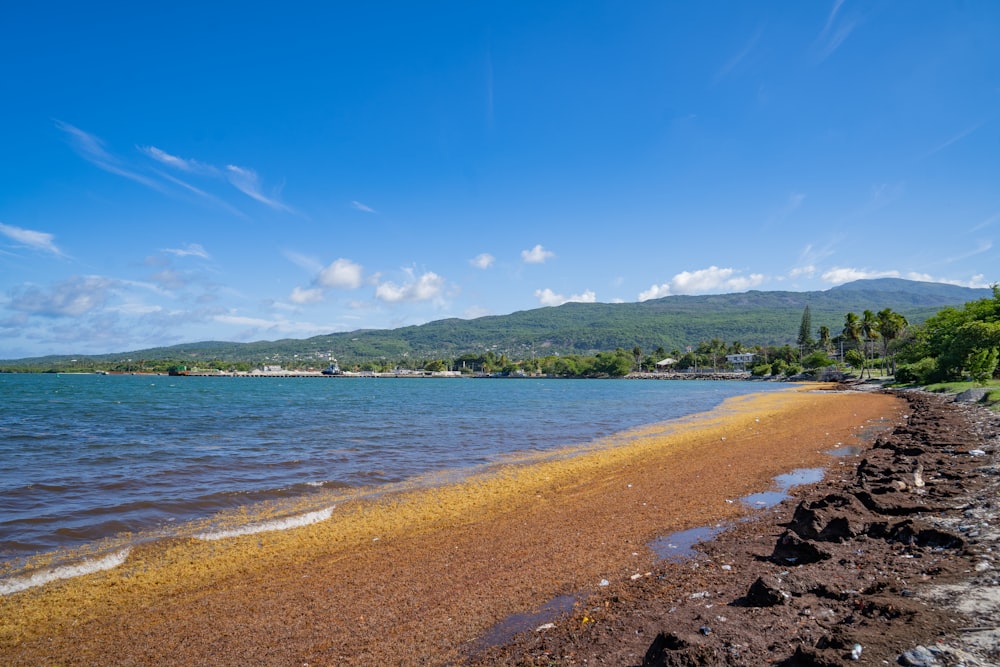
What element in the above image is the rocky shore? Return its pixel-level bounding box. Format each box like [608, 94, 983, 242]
[471, 389, 1000, 666]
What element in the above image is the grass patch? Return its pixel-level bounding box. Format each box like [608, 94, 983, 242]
[921, 380, 1000, 410]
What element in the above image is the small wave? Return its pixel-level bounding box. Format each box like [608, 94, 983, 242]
[194, 506, 334, 541]
[0, 548, 131, 595]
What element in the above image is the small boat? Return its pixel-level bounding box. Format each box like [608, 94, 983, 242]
[321, 362, 342, 376]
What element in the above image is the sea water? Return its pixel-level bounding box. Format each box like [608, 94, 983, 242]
[0, 373, 784, 566]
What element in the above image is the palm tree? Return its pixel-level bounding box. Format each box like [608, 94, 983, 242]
[843, 312, 863, 376]
[861, 310, 880, 378]
[818, 326, 832, 353]
[876, 308, 908, 375]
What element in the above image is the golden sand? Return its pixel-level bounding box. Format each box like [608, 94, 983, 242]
[0, 386, 904, 666]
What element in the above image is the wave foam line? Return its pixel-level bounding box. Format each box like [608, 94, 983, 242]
[0, 548, 131, 596]
[195, 506, 335, 541]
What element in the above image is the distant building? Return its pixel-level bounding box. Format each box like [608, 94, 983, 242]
[725, 353, 756, 370]
[655, 358, 677, 371]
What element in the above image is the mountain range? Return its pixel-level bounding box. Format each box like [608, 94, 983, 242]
[3, 278, 993, 368]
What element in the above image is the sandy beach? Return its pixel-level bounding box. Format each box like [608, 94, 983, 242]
[1, 386, 912, 665]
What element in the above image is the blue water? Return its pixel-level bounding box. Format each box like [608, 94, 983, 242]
[0, 374, 783, 563]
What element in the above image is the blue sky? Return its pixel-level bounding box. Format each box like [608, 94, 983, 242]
[1, 2, 997, 358]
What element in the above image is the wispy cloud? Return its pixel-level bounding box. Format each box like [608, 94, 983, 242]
[638, 266, 765, 301]
[375, 269, 446, 303]
[56, 123, 296, 216]
[811, 0, 859, 63]
[716, 26, 764, 81]
[969, 213, 998, 234]
[922, 121, 987, 159]
[283, 249, 324, 274]
[139, 146, 218, 175]
[163, 243, 210, 259]
[470, 253, 495, 269]
[944, 240, 992, 264]
[521, 244, 555, 264]
[226, 165, 294, 212]
[534, 288, 596, 307]
[0, 222, 66, 257]
[765, 192, 806, 228]
[55, 121, 164, 191]
[351, 200, 376, 213]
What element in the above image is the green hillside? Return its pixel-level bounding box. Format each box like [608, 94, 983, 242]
[3, 278, 992, 370]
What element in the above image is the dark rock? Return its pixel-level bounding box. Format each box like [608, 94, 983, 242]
[743, 575, 787, 607]
[771, 531, 832, 565]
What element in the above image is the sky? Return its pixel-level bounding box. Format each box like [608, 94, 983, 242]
[1, 2, 998, 359]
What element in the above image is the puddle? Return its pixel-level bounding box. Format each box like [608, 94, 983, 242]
[740, 467, 825, 509]
[828, 445, 862, 457]
[473, 593, 579, 652]
[647, 523, 729, 562]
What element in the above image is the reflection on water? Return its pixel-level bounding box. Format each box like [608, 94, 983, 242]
[647, 524, 729, 562]
[740, 467, 825, 509]
[473, 593, 579, 653]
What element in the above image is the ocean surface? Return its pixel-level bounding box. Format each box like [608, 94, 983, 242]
[0, 373, 785, 568]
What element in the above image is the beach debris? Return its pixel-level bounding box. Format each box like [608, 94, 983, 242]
[897, 645, 940, 666]
[850, 642, 863, 660]
[699, 625, 712, 636]
[599, 579, 610, 587]
[535, 623, 556, 632]
[743, 576, 788, 607]
[969, 449, 987, 457]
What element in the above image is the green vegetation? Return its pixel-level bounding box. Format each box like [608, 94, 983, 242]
[0, 279, 993, 381]
[894, 286, 1000, 386]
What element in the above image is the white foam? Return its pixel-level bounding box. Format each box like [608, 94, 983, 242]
[195, 506, 334, 541]
[0, 548, 131, 595]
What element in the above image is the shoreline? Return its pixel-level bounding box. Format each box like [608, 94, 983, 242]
[1, 386, 906, 665]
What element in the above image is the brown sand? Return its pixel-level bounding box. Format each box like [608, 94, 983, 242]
[0, 386, 903, 665]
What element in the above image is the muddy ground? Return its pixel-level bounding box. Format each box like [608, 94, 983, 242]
[471, 389, 1000, 667]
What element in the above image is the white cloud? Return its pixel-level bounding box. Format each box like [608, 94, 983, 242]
[226, 165, 293, 212]
[375, 270, 446, 303]
[317, 258, 364, 290]
[163, 243, 210, 259]
[213, 313, 333, 335]
[0, 222, 65, 256]
[351, 200, 376, 213]
[521, 244, 555, 264]
[820, 267, 899, 284]
[902, 272, 991, 289]
[8, 275, 116, 317]
[638, 266, 765, 300]
[534, 288, 596, 307]
[789, 265, 816, 278]
[289, 286, 324, 304]
[470, 253, 495, 269]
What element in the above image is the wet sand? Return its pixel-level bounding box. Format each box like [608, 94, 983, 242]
[0, 386, 903, 665]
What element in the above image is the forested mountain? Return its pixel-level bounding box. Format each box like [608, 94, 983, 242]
[3, 278, 992, 369]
